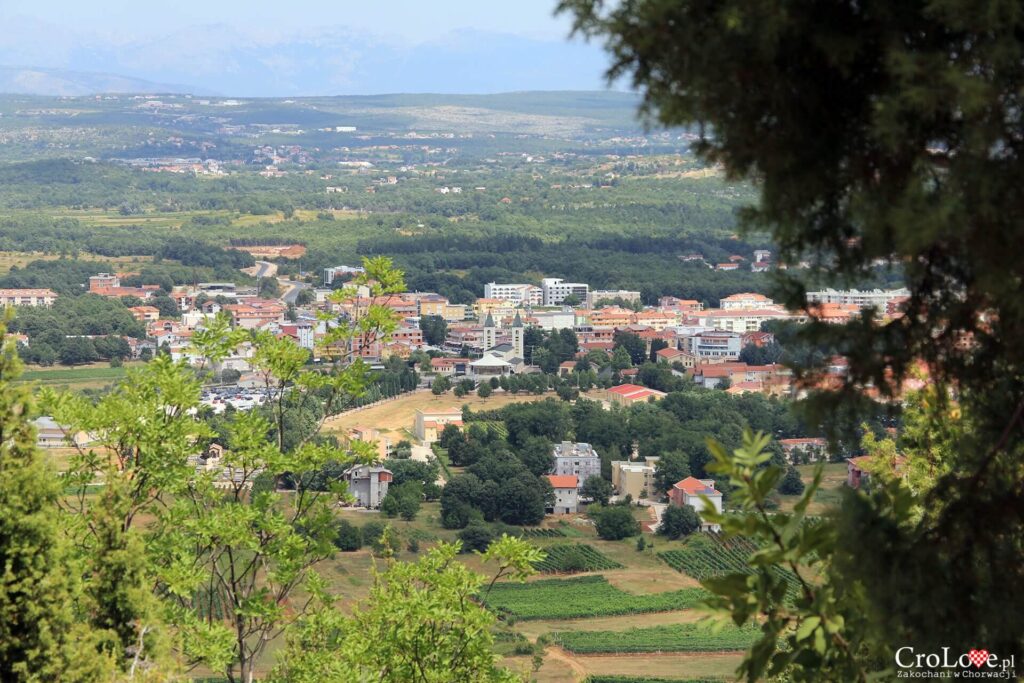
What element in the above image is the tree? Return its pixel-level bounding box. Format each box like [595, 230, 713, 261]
[561, 3, 1024, 678]
[658, 505, 701, 540]
[477, 383, 492, 398]
[653, 451, 691, 497]
[431, 375, 451, 395]
[334, 520, 363, 551]
[515, 436, 554, 477]
[59, 336, 97, 365]
[457, 522, 496, 553]
[150, 294, 180, 319]
[580, 475, 613, 506]
[593, 505, 640, 540]
[381, 482, 423, 521]
[778, 466, 806, 496]
[0, 318, 112, 681]
[419, 315, 448, 346]
[269, 539, 541, 683]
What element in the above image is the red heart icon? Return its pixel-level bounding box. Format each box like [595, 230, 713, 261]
[967, 649, 989, 668]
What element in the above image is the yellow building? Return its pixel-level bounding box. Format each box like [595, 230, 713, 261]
[413, 408, 464, 444]
[611, 457, 660, 499]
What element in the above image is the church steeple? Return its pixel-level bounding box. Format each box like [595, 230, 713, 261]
[511, 311, 524, 359]
[482, 311, 497, 351]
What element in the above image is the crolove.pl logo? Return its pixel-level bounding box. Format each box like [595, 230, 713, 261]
[896, 647, 1017, 679]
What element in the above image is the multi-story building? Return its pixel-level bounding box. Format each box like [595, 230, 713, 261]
[685, 330, 742, 361]
[483, 282, 543, 306]
[611, 457, 660, 499]
[541, 278, 589, 306]
[588, 289, 641, 307]
[343, 465, 393, 508]
[323, 265, 366, 286]
[0, 288, 58, 307]
[806, 287, 911, 310]
[552, 441, 602, 488]
[719, 292, 778, 310]
[413, 408, 463, 444]
[701, 307, 790, 333]
[89, 273, 120, 291]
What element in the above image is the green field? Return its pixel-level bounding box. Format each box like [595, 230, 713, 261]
[482, 575, 708, 621]
[659, 534, 802, 598]
[17, 363, 140, 389]
[531, 543, 623, 573]
[552, 622, 761, 654]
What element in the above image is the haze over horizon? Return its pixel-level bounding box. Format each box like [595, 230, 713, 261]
[0, 0, 614, 96]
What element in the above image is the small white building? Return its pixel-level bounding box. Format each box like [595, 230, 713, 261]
[545, 474, 579, 514]
[669, 476, 724, 532]
[343, 465, 393, 509]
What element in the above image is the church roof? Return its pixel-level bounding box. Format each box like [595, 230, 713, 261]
[484, 312, 496, 328]
[512, 311, 524, 327]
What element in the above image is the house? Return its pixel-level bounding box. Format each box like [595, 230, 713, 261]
[684, 330, 742, 361]
[348, 426, 394, 460]
[779, 438, 829, 463]
[611, 457, 659, 499]
[558, 360, 577, 377]
[603, 383, 667, 407]
[545, 475, 579, 514]
[669, 476, 724, 532]
[413, 408, 463, 444]
[552, 441, 602, 488]
[847, 454, 905, 491]
[343, 465, 393, 508]
[33, 416, 91, 449]
[128, 305, 161, 322]
[0, 288, 58, 307]
[430, 357, 471, 377]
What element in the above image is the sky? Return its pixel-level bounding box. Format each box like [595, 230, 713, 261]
[0, 0, 577, 43]
[0, 1, 614, 95]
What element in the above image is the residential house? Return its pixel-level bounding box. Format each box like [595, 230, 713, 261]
[33, 416, 90, 449]
[669, 476, 724, 532]
[413, 408, 463, 444]
[779, 438, 829, 463]
[128, 305, 160, 322]
[603, 383, 667, 407]
[545, 475, 579, 514]
[343, 465, 393, 508]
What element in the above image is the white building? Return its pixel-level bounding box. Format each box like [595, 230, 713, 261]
[806, 288, 910, 309]
[685, 330, 743, 361]
[323, 265, 366, 286]
[719, 292, 778, 310]
[483, 282, 543, 306]
[588, 289, 641, 307]
[0, 289, 57, 307]
[669, 476, 724, 532]
[541, 278, 589, 307]
[552, 441, 602, 489]
[545, 475, 579, 514]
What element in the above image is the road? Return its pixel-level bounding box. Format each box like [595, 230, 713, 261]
[279, 278, 311, 305]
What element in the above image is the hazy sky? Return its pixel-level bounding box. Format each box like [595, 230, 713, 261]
[0, 0, 576, 43]
[0, 0, 613, 95]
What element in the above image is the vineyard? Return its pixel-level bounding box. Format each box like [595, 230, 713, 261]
[584, 677, 728, 683]
[531, 543, 622, 573]
[482, 575, 707, 620]
[551, 622, 761, 654]
[658, 534, 801, 597]
[519, 527, 566, 538]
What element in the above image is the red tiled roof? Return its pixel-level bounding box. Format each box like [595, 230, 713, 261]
[545, 474, 579, 489]
[673, 476, 721, 496]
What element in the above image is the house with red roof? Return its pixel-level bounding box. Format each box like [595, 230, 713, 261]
[604, 383, 667, 407]
[544, 474, 579, 514]
[668, 476, 724, 532]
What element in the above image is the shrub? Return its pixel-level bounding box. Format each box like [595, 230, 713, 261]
[458, 522, 496, 553]
[335, 519, 363, 551]
[594, 506, 641, 540]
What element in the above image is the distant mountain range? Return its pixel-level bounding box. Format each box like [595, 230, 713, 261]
[0, 66, 208, 96]
[0, 23, 612, 97]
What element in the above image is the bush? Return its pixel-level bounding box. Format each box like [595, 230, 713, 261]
[778, 466, 806, 495]
[335, 519, 363, 551]
[594, 506, 641, 541]
[458, 522, 496, 553]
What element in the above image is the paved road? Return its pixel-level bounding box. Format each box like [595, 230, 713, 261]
[253, 261, 278, 279]
[280, 279, 311, 304]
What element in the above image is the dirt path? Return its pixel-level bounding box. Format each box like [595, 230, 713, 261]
[543, 646, 588, 682]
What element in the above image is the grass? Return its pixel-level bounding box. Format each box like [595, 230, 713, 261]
[482, 575, 708, 621]
[322, 389, 557, 436]
[16, 362, 144, 390]
[776, 461, 848, 514]
[551, 622, 760, 654]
